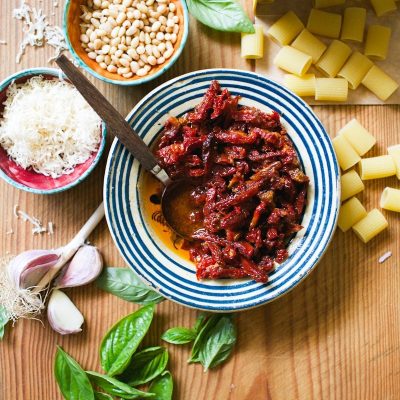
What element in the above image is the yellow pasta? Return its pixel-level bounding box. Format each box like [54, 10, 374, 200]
[341, 7, 366, 42]
[338, 197, 367, 232]
[241, 25, 264, 59]
[315, 78, 348, 102]
[307, 9, 342, 39]
[316, 40, 351, 78]
[338, 52, 373, 90]
[365, 25, 391, 60]
[341, 169, 365, 202]
[338, 119, 376, 156]
[359, 155, 396, 180]
[291, 29, 327, 64]
[332, 135, 361, 170]
[274, 46, 312, 76]
[380, 187, 400, 212]
[370, 0, 397, 17]
[314, 0, 345, 8]
[388, 144, 400, 179]
[352, 209, 388, 243]
[361, 65, 399, 102]
[267, 11, 304, 46]
[283, 74, 316, 97]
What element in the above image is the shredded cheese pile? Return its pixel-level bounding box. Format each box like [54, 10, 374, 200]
[0, 77, 102, 178]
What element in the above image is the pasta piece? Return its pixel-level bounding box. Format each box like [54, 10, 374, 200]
[314, 0, 345, 8]
[291, 29, 327, 64]
[267, 11, 304, 46]
[332, 135, 361, 170]
[365, 25, 391, 60]
[338, 197, 367, 232]
[307, 9, 342, 39]
[359, 155, 396, 180]
[253, 0, 258, 12]
[338, 119, 376, 156]
[352, 209, 388, 243]
[341, 169, 365, 202]
[341, 7, 366, 42]
[370, 0, 397, 17]
[316, 40, 351, 77]
[388, 144, 400, 179]
[241, 25, 264, 59]
[315, 78, 348, 102]
[274, 46, 312, 76]
[380, 187, 400, 212]
[283, 74, 316, 97]
[338, 52, 373, 90]
[361, 65, 399, 101]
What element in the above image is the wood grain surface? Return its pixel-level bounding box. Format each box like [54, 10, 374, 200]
[1, 1, 400, 399]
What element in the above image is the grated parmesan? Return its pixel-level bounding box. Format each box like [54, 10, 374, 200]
[378, 251, 392, 264]
[0, 76, 102, 178]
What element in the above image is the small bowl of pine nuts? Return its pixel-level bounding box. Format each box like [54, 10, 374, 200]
[63, 0, 188, 85]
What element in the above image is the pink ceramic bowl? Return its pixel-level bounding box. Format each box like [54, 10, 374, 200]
[0, 68, 106, 194]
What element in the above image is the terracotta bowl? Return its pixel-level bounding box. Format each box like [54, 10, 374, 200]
[63, 0, 189, 85]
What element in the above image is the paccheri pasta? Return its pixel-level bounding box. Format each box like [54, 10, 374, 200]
[359, 155, 396, 180]
[338, 197, 367, 232]
[314, 0, 345, 8]
[380, 187, 400, 212]
[341, 169, 365, 202]
[338, 52, 374, 90]
[352, 209, 388, 243]
[291, 29, 327, 64]
[315, 78, 348, 102]
[370, 0, 397, 17]
[365, 25, 391, 60]
[283, 74, 316, 97]
[316, 40, 351, 78]
[338, 119, 376, 156]
[341, 7, 366, 43]
[307, 9, 342, 39]
[333, 135, 361, 170]
[274, 46, 312, 76]
[267, 11, 304, 46]
[241, 25, 264, 59]
[388, 144, 400, 179]
[361, 65, 399, 101]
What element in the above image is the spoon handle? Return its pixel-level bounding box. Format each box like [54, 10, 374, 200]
[56, 55, 162, 176]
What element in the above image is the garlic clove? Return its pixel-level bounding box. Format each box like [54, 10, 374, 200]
[55, 245, 103, 289]
[47, 289, 84, 335]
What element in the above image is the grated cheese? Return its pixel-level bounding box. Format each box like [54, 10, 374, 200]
[0, 76, 102, 178]
[378, 251, 392, 264]
[14, 205, 47, 234]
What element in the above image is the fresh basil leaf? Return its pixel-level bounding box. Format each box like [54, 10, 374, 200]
[149, 371, 173, 400]
[54, 347, 95, 400]
[100, 304, 154, 376]
[161, 327, 197, 345]
[87, 371, 154, 399]
[94, 392, 114, 400]
[119, 347, 168, 386]
[0, 306, 9, 339]
[193, 312, 208, 333]
[186, 0, 255, 34]
[97, 268, 164, 305]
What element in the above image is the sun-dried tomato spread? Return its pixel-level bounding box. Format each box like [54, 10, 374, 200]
[156, 81, 309, 283]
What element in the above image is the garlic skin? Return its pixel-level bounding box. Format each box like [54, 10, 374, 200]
[55, 245, 103, 289]
[47, 289, 84, 335]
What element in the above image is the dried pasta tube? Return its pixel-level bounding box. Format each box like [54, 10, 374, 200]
[274, 46, 312, 76]
[332, 135, 361, 170]
[370, 0, 397, 17]
[352, 209, 388, 243]
[361, 65, 399, 102]
[267, 11, 304, 46]
[283, 74, 316, 97]
[313, 0, 345, 8]
[341, 169, 365, 202]
[338, 119, 376, 156]
[359, 155, 396, 180]
[338, 52, 373, 90]
[338, 197, 367, 232]
[365, 25, 391, 60]
[241, 25, 264, 59]
[316, 40, 351, 77]
[291, 29, 327, 64]
[380, 187, 400, 212]
[315, 78, 348, 102]
[307, 9, 342, 39]
[341, 7, 366, 42]
[388, 144, 400, 179]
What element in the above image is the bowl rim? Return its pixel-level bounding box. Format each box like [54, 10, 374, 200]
[104, 68, 340, 311]
[63, 0, 189, 86]
[0, 67, 107, 195]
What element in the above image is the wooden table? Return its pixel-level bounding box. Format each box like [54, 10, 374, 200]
[1, 1, 400, 399]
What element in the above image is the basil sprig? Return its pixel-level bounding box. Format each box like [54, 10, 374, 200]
[97, 267, 164, 305]
[0, 306, 9, 339]
[149, 371, 173, 400]
[161, 327, 197, 345]
[186, 0, 255, 34]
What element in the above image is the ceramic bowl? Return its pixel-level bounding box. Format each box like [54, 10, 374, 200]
[0, 68, 106, 194]
[104, 69, 340, 311]
[63, 0, 189, 86]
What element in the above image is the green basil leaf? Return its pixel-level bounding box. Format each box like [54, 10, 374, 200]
[0, 306, 9, 339]
[186, 0, 255, 34]
[149, 371, 173, 400]
[193, 312, 208, 333]
[161, 327, 197, 345]
[97, 268, 164, 305]
[94, 392, 114, 400]
[100, 304, 154, 376]
[54, 347, 95, 400]
[119, 346, 168, 386]
[87, 371, 154, 399]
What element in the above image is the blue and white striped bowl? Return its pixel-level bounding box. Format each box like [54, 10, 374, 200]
[104, 69, 340, 312]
